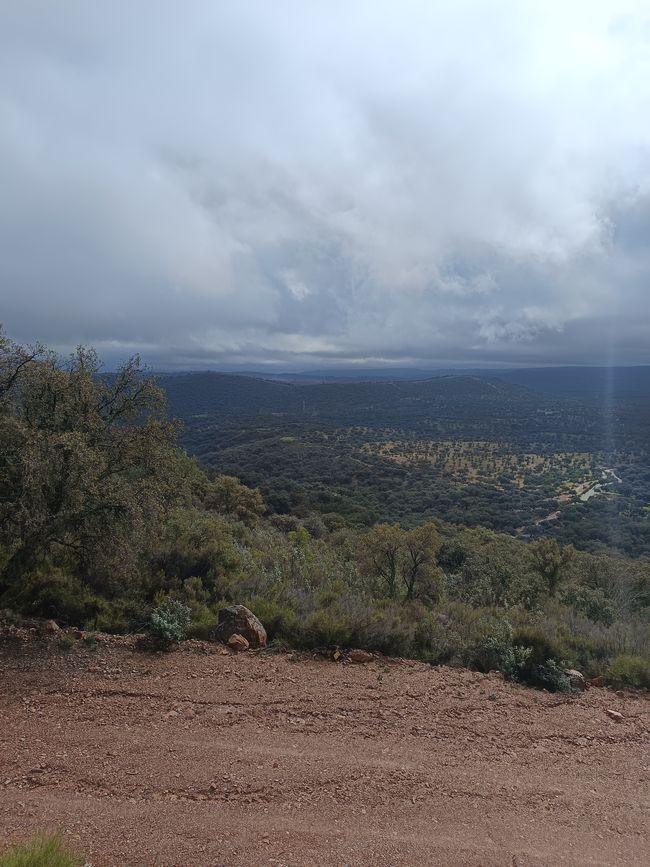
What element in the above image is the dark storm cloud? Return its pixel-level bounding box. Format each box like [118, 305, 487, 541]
[1, 0, 649, 367]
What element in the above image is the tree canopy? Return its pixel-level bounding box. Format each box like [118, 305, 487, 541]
[0, 331, 191, 593]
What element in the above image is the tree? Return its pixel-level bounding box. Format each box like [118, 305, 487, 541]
[358, 523, 403, 598]
[358, 521, 441, 601]
[202, 474, 264, 524]
[0, 332, 190, 593]
[528, 538, 574, 596]
[401, 523, 441, 600]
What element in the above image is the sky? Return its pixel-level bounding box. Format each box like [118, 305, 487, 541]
[1, 0, 650, 370]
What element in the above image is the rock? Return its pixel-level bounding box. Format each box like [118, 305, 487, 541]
[227, 633, 249, 652]
[215, 605, 267, 648]
[41, 619, 61, 635]
[605, 709, 624, 723]
[348, 649, 374, 664]
[588, 675, 605, 688]
[564, 669, 587, 691]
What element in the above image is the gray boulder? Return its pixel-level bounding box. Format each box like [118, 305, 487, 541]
[215, 605, 267, 648]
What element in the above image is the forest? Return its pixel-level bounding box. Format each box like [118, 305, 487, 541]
[160, 369, 650, 557]
[1, 334, 648, 690]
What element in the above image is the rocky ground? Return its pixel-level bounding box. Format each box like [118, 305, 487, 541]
[0, 631, 648, 866]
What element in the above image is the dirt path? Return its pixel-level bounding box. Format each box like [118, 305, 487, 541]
[0, 637, 648, 866]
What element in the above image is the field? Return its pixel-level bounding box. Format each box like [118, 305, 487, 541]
[1, 636, 649, 867]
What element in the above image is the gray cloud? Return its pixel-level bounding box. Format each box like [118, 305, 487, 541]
[1, 0, 650, 368]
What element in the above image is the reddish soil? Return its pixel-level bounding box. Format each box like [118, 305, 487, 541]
[0, 635, 648, 866]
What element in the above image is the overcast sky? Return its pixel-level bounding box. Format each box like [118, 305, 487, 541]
[1, 1, 650, 369]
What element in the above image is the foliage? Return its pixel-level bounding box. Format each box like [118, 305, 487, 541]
[0, 832, 83, 867]
[528, 538, 574, 596]
[161, 367, 650, 557]
[202, 474, 264, 524]
[529, 659, 572, 693]
[56, 634, 76, 652]
[605, 655, 650, 689]
[149, 598, 192, 644]
[560, 584, 616, 625]
[465, 621, 532, 681]
[1, 334, 648, 690]
[357, 522, 441, 600]
[0, 332, 191, 594]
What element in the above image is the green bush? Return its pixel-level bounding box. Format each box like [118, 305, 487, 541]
[243, 596, 299, 643]
[464, 621, 531, 681]
[606, 655, 650, 689]
[56, 634, 76, 652]
[560, 585, 616, 625]
[529, 659, 572, 693]
[149, 597, 192, 645]
[0, 832, 83, 867]
[1, 570, 103, 627]
[85, 597, 149, 634]
[186, 604, 220, 640]
[512, 626, 566, 669]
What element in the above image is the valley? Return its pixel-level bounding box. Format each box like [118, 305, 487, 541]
[160, 369, 650, 556]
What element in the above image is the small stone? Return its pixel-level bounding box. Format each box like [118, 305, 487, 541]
[349, 649, 374, 664]
[605, 709, 623, 723]
[41, 619, 60, 635]
[227, 633, 250, 652]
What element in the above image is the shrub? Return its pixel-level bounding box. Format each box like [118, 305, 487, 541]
[2, 570, 103, 627]
[186, 604, 220, 640]
[560, 585, 616, 625]
[464, 621, 531, 681]
[56, 634, 76, 652]
[606, 655, 650, 689]
[512, 626, 566, 669]
[149, 598, 192, 645]
[85, 597, 149, 634]
[243, 596, 299, 643]
[0, 832, 83, 867]
[529, 659, 572, 693]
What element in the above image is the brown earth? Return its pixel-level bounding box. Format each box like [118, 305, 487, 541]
[0, 635, 648, 866]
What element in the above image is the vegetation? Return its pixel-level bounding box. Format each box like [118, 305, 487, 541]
[1, 332, 648, 689]
[159, 369, 650, 557]
[0, 833, 83, 867]
[149, 597, 192, 645]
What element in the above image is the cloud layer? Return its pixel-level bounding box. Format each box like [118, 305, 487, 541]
[1, 0, 650, 367]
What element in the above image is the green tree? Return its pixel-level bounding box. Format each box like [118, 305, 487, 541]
[358, 521, 441, 601]
[529, 538, 574, 596]
[0, 332, 190, 594]
[202, 474, 264, 524]
[401, 522, 441, 600]
[358, 523, 403, 598]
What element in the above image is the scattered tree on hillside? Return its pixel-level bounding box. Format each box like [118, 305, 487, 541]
[202, 474, 264, 524]
[358, 521, 441, 600]
[528, 537, 574, 596]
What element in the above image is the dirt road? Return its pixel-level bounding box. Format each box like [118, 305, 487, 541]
[0, 637, 648, 866]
